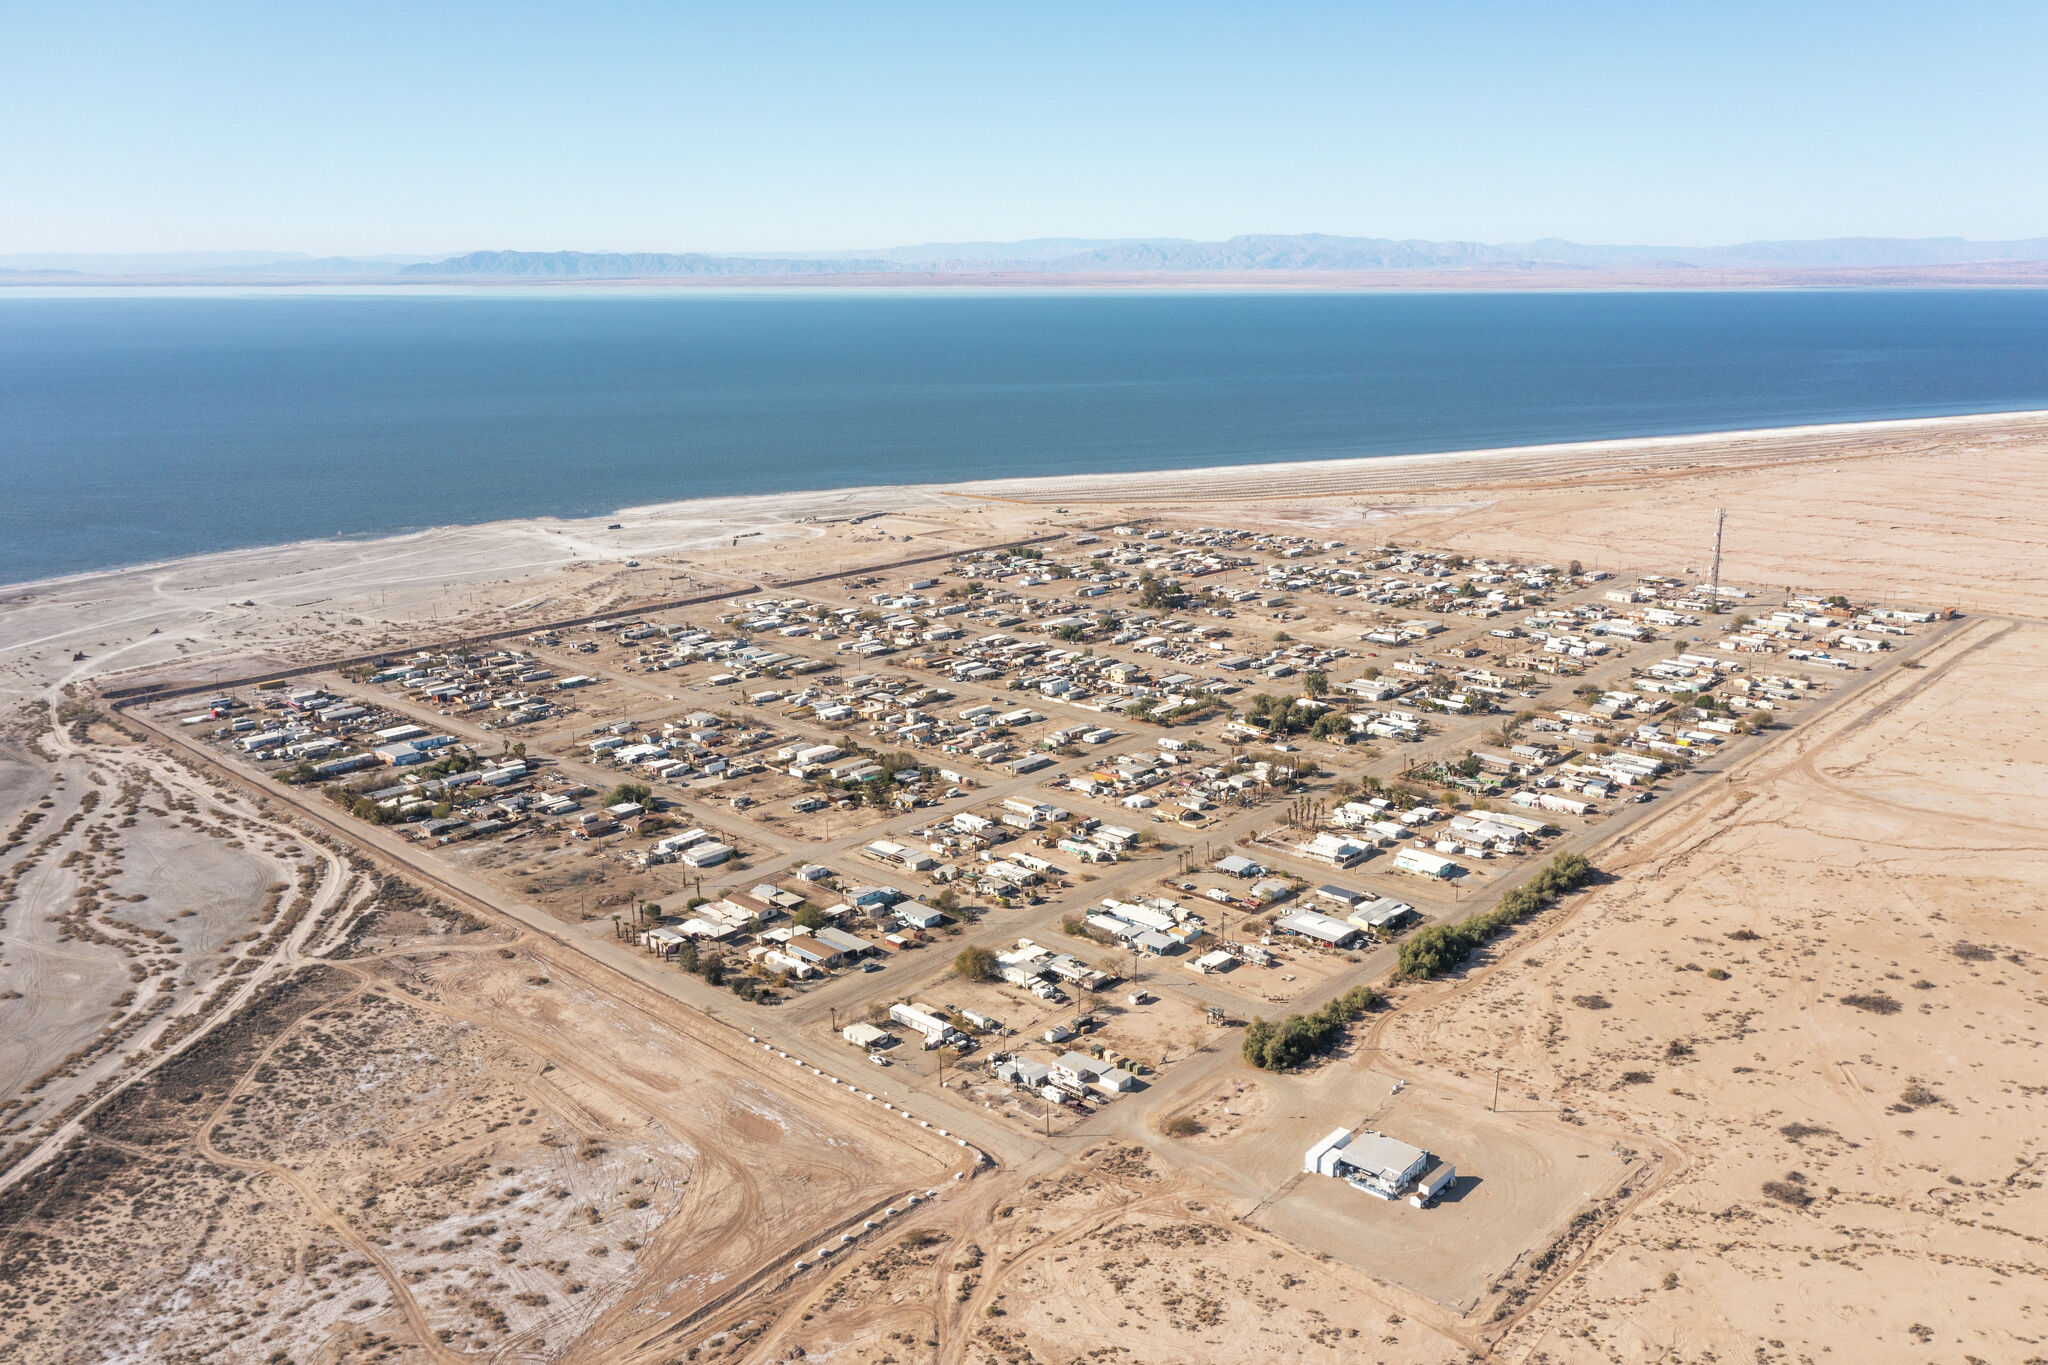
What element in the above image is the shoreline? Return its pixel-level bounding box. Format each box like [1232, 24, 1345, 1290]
[7, 409, 2046, 599]
[939, 407, 2048, 504]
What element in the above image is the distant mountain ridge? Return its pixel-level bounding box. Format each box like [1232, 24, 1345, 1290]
[399, 234, 2048, 278]
[0, 250, 436, 274]
[403, 250, 896, 278]
[11, 234, 2048, 281]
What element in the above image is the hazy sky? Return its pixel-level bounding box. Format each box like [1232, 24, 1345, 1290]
[5, 1, 2046, 255]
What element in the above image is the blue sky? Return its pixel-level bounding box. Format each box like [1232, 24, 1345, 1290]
[4, 1, 2045, 255]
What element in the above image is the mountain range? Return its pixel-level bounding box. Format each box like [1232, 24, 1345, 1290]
[400, 235, 2048, 278]
[7, 234, 2048, 281]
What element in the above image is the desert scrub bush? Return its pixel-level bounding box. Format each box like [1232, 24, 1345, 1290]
[1762, 1175, 1814, 1209]
[1162, 1115, 1203, 1138]
[1571, 994, 1611, 1009]
[1950, 941, 1997, 962]
[1897, 1083, 1940, 1108]
[1617, 1070, 1653, 1086]
[1779, 1122, 1833, 1141]
[1840, 992, 1901, 1015]
[1704, 967, 1730, 981]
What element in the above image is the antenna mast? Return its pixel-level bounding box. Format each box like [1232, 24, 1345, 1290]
[1708, 508, 1727, 614]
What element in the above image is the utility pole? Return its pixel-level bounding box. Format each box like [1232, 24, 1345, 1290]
[1708, 508, 1727, 614]
[1492, 1066, 1501, 1113]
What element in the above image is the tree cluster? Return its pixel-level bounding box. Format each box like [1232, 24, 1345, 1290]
[418, 751, 475, 780]
[1241, 984, 1385, 1072]
[1396, 851, 1595, 980]
[953, 945, 1000, 982]
[665, 942, 776, 1002]
[1136, 572, 1188, 610]
[325, 783, 403, 825]
[1243, 693, 1347, 741]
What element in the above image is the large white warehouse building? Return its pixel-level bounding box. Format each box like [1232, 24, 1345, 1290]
[1304, 1127, 1456, 1203]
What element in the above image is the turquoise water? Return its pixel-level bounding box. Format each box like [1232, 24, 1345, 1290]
[4, 288, 2047, 583]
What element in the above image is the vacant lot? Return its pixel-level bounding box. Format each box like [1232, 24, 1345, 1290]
[1249, 1076, 1631, 1312]
[1371, 617, 2048, 1361]
[0, 905, 959, 1365]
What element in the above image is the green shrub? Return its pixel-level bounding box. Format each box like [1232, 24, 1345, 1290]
[1394, 852, 1595, 981]
[953, 945, 999, 982]
[1241, 985, 1385, 1072]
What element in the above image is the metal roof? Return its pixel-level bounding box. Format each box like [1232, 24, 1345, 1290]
[1274, 909, 1357, 942]
[1337, 1131, 1429, 1183]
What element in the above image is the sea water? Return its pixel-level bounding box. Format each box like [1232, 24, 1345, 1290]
[4, 287, 2047, 583]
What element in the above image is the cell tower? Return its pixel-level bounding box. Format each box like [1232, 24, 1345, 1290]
[1708, 508, 1727, 613]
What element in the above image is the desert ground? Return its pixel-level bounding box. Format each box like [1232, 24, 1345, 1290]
[2, 411, 2044, 1365]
